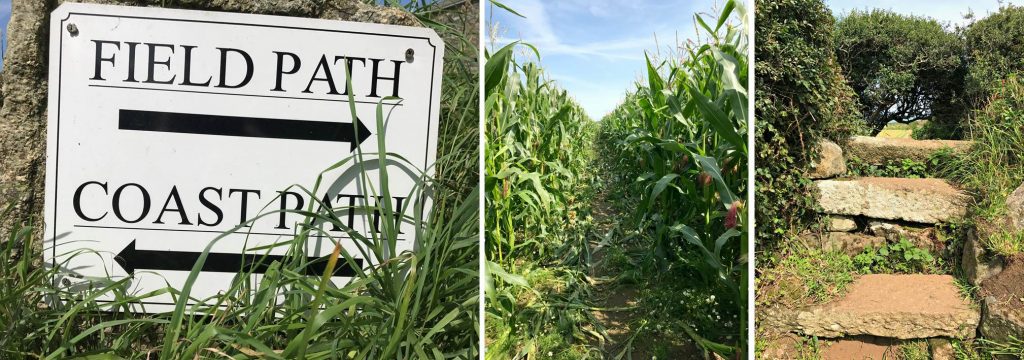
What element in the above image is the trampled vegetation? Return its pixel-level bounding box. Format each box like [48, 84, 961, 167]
[0, 2, 480, 359]
[485, 2, 748, 358]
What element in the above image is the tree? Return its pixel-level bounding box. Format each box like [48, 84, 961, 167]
[964, 5, 1024, 109]
[834, 10, 966, 136]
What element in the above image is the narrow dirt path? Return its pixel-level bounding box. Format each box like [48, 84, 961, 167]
[587, 187, 646, 359]
[586, 187, 702, 359]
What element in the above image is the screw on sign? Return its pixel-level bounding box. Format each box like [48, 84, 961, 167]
[44, 3, 443, 312]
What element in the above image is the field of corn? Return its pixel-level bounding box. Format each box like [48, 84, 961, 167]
[0, 2, 480, 359]
[485, 2, 748, 358]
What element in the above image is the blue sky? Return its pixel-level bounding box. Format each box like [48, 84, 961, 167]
[487, 0, 716, 120]
[826, 0, 1015, 26]
[0, 0, 9, 66]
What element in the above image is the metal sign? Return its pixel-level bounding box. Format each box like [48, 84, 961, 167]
[44, 3, 443, 312]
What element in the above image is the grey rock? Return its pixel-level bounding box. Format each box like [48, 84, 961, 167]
[805, 232, 885, 256]
[866, 221, 941, 253]
[981, 296, 1024, 345]
[827, 215, 857, 232]
[808, 140, 846, 179]
[963, 229, 1004, 286]
[1005, 181, 1024, 232]
[928, 338, 955, 360]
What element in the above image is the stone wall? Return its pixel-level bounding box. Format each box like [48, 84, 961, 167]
[0, 0, 425, 237]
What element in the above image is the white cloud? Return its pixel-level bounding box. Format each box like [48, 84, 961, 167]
[493, 0, 668, 62]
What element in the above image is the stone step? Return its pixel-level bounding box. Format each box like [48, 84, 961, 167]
[816, 177, 970, 224]
[847, 136, 973, 165]
[819, 336, 901, 360]
[817, 337, 953, 360]
[791, 274, 980, 339]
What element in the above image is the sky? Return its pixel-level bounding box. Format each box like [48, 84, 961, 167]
[487, 0, 715, 120]
[0, 0, 9, 66]
[826, 0, 1014, 26]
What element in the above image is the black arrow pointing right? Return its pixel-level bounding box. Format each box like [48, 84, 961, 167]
[114, 240, 362, 277]
[118, 109, 372, 151]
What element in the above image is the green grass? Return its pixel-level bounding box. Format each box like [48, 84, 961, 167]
[758, 246, 856, 307]
[941, 75, 1024, 257]
[0, 2, 479, 359]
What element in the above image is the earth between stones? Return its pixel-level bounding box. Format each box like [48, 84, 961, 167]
[980, 254, 1024, 302]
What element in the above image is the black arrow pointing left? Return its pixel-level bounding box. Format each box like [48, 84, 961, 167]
[114, 240, 362, 277]
[118, 109, 372, 151]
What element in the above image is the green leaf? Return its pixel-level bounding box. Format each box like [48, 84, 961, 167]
[485, 42, 516, 96]
[490, 0, 525, 18]
[688, 87, 745, 151]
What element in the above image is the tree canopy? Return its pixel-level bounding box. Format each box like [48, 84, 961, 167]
[834, 10, 966, 135]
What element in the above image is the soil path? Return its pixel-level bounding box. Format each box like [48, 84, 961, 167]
[586, 187, 701, 359]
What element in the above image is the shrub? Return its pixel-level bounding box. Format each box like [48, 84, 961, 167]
[964, 5, 1024, 110]
[754, 0, 864, 250]
[834, 10, 967, 136]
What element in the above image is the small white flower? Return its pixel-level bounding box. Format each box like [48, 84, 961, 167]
[548, 351, 553, 357]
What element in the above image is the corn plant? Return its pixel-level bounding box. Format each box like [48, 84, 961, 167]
[595, 1, 748, 356]
[484, 41, 600, 358]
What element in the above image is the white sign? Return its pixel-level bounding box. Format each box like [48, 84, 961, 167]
[44, 3, 443, 312]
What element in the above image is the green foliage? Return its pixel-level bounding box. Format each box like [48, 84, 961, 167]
[964, 5, 1024, 111]
[483, 41, 599, 359]
[594, 2, 748, 355]
[846, 149, 953, 178]
[834, 10, 967, 136]
[754, 0, 865, 250]
[942, 75, 1024, 256]
[853, 238, 938, 274]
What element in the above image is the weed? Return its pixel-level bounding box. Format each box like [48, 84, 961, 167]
[853, 238, 939, 274]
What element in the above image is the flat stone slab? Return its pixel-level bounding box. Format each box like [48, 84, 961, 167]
[793, 274, 980, 339]
[817, 177, 970, 224]
[847, 136, 972, 165]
